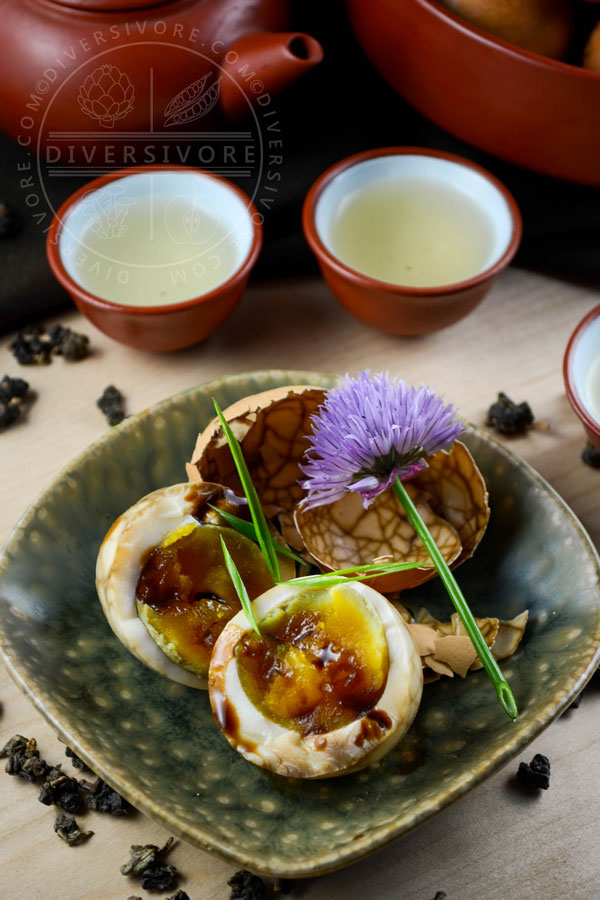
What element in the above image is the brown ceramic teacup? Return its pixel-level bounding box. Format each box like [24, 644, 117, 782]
[302, 147, 522, 335]
[564, 304, 600, 452]
[47, 165, 262, 352]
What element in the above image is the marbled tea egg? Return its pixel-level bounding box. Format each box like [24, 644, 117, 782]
[209, 580, 423, 778]
[96, 481, 287, 688]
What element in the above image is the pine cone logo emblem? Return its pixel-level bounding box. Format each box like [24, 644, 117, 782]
[77, 65, 135, 129]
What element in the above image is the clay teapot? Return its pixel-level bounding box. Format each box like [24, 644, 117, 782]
[0, 0, 322, 160]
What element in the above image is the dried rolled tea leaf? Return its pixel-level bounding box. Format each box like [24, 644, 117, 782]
[141, 864, 178, 892]
[228, 870, 266, 900]
[46, 323, 69, 348]
[54, 811, 94, 846]
[46, 323, 90, 360]
[582, 442, 600, 469]
[39, 766, 83, 814]
[0, 375, 28, 403]
[0, 734, 29, 757]
[567, 691, 583, 711]
[65, 747, 91, 772]
[83, 777, 130, 814]
[2, 735, 49, 782]
[0, 401, 21, 429]
[58, 330, 89, 361]
[165, 892, 190, 900]
[10, 323, 89, 366]
[516, 753, 550, 790]
[97, 385, 126, 426]
[0, 375, 31, 431]
[10, 327, 51, 366]
[486, 392, 534, 434]
[120, 836, 174, 875]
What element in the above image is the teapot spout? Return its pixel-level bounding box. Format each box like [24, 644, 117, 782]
[219, 32, 323, 121]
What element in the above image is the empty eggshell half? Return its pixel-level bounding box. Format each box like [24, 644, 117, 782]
[186, 385, 326, 512]
[294, 440, 489, 593]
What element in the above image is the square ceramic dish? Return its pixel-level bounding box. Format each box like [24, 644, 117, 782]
[1, 370, 599, 877]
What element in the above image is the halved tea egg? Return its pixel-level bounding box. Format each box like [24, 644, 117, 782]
[96, 482, 291, 688]
[209, 580, 423, 777]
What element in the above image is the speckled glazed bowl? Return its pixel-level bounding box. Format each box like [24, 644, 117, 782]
[1, 370, 599, 878]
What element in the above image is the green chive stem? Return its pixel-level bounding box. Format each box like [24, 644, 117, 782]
[220, 535, 261, 636]
[288, 557, 426, 588]
[213, 399, 281, 584]
[393, 477, 518, 721]
[207, 504, 305, 566]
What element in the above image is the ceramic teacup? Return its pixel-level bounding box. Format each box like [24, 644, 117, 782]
[302, 147, 522, 335]
[46, 165, 262, 352]
[564, 304, 600, 452]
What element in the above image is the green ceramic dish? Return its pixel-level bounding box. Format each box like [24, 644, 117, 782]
[1, 370, 599, 878]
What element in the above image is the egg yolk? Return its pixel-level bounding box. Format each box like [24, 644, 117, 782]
[235, 585, 389, 735]
[136, 524, 273, 678]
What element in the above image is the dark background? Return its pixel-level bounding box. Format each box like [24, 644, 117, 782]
[1, 0, 599, 331]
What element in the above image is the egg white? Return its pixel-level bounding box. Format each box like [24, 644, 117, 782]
[96, 482, 218, 689]
[209, 581, 423, 778]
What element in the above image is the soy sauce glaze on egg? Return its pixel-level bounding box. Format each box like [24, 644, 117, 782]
[96, 482, 292, 688]
[209, 580, 423, 778]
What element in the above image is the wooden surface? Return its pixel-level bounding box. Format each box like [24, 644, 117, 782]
[1, 269, 599, 900]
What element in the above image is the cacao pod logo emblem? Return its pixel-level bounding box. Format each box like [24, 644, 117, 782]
[163, 73, 220, 127]
[77, 64, 135, 129]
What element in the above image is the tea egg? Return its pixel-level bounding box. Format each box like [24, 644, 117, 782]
[209, 580, 423, 778]
[96, 481, 281, 689]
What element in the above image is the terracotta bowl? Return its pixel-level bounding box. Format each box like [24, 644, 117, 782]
[346, 0, 600, 186]
[302, 147, 521, 335]
[564, 304, 600, 452]
[46, 166, 262, 352]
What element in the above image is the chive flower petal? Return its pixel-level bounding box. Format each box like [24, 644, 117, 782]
[299, 371, 464, 509]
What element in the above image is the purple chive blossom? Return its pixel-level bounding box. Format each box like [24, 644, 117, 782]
[299, 371, 464, 509]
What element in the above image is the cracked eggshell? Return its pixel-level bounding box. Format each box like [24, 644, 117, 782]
[294, 440, 489, 593]
[186, 385, 326, 512]
[208, 581, 423, 779]
[415, 439, 489, 565]
[96, 481, 224, 690]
